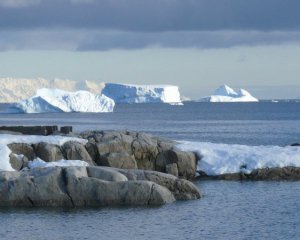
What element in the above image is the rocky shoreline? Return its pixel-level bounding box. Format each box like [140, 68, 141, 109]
[197, 166, 300, 181]
[0, 166, 200, 207]
[1, 129, 201, 207]
[1, 128, 300, 207]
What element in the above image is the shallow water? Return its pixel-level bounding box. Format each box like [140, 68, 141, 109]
[1, 181, 300, 240]
[0, 102, 300, 239]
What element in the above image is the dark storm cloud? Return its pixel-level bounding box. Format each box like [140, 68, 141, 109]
[0, 0, 300, 31]
[1, 30, 300, 51]
[77, 31, 300, 51]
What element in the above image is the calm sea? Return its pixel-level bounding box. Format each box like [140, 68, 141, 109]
[0, 102, 300, 239]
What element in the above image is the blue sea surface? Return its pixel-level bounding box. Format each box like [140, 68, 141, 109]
[0, 102, 300, 240]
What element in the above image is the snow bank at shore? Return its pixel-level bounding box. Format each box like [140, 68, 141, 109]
[178, 141, 300, 175]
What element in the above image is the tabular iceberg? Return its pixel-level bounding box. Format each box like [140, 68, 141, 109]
[10, 88, 115, 113]
[102, 83, 182, 104]
[200, 85, 259, 102]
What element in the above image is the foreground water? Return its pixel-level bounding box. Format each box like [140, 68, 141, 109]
[1, 181, 300, 240]
[0, 102, 300, 239]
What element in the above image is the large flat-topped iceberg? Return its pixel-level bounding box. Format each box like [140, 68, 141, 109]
[102, 83, 182, 104]
[200, 85, 259, 102]
[10, 88, 115, 113]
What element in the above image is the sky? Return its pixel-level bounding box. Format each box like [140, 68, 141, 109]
[0, 0, 300, 99]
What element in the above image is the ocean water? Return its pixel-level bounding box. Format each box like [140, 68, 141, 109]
[0, 102, 300, 239]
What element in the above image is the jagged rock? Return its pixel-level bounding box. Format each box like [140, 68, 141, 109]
[33, 142, 64, 162]
[0, 166, 194, 207]
[5, 131, 197, 179]
[78, 131, 197, 179]
[132, 133, 159, 170]
[62, 141, 94, 165]
[7, 143, 35, 160]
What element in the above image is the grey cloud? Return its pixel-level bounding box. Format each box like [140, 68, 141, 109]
[77, 31, 300, 51]
[0, 0, 300, 31]
[1, 29, 300, 51]
[0, 0, 40, 8]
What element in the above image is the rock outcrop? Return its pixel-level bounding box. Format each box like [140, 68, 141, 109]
[6, 131, 198, 179]
[199, 167, 300, 181]
[0, 166, 201, 207]
[80, 131, 198, 179]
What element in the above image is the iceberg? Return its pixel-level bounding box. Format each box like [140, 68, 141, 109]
[10, 88, 115, 113]
[102, 83, 182, 104]
[200, 85, 259, 102]
[178, 141, 300, 176]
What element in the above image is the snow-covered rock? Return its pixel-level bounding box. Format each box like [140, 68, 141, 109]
[10, 88, 115, 113]
[0, 78, 105, 103]
[178, 141, 300, 176]
[200, 85, 259, 102]
[0, 134, 88, 171]
[102, 83, 182, 104]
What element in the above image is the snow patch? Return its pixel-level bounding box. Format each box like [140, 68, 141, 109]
[102, 83, 182, 104]
[28, 158, 89, 169]
[0, 134, 87, 171]
[178, 141, 300, 176]
[200, 85, 259, 102]
[10, 88, 115, 113]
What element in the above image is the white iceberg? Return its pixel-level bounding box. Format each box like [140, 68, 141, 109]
[200, 85, 259, 102]
[102, 83, 182, 104]
[178, 141, 300, 176]
[10, 88, 115, 113]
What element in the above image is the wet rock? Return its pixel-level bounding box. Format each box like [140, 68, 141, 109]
[204, 167, 300, 181]
[290, 143, 300, 147]
[0, 166, 187, 207]
[115, 168, 201, 200]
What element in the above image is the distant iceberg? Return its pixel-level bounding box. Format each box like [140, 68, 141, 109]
[102, 83, 182, 104]
[10, 88, 115, 113]
[200, 85, 259, 102]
